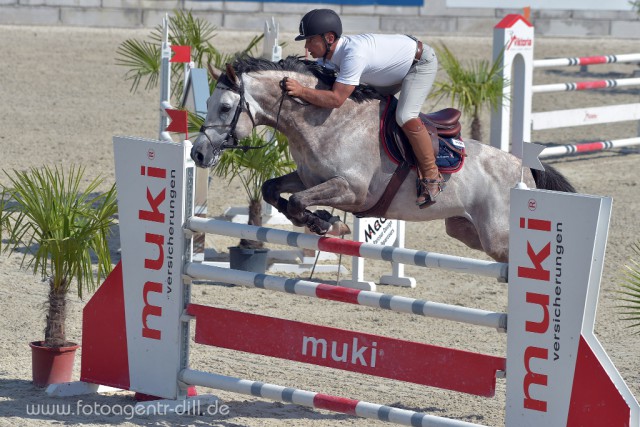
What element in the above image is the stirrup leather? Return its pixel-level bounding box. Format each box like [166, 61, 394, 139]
[416, 177, 445, 206]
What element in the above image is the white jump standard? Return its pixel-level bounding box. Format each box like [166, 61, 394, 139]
[50, 136, 640, 426]
[491, 14, 640, 158]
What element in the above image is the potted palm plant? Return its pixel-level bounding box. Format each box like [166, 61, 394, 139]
[430, 43, 509, 141]
[0, 165, 117, 387]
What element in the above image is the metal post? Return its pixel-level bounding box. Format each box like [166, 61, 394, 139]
[159, 15, 172, 141]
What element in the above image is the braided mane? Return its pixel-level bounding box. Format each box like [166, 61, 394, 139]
[232, 55, 383, 103]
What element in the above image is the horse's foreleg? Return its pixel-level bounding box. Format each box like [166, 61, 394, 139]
[287, 176, 360, 236]
[262, 172, 308, 227]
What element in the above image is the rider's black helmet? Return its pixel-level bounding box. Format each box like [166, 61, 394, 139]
[295, 9, 342, 41]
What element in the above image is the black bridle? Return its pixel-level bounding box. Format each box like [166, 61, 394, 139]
[199, 72, 288, 154]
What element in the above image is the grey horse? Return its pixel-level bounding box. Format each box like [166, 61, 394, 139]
[191, 56, 574, 262]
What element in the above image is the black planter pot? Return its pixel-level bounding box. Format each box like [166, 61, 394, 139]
[228, 247, 269, 274]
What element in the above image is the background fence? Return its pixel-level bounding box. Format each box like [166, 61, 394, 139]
[0, 0, 638, 39]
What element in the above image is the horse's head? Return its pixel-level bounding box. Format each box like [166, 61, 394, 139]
[191, 63, 257, 168]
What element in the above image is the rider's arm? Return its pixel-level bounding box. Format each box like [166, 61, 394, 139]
[286, 79, 355, 109]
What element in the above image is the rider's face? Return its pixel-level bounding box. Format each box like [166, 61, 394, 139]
[304, 34, 329, 59]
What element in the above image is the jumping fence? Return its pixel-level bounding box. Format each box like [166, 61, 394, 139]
[46, 136, 640, 426]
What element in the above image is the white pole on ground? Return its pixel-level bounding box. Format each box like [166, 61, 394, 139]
[180, 369, 488, 427]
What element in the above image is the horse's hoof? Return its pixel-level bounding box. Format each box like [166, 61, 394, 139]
[326, 220, 351, 236]
[309, 225, 327, 236]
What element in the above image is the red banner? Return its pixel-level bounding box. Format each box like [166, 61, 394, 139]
[187, 304, 506, 397]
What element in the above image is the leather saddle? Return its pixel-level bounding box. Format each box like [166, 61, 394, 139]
[381, 96, 462, 168]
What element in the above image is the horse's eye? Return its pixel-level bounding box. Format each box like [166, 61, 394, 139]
[220, 104, 232, 114]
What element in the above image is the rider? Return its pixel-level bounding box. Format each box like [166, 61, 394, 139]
[285, 8, 443, 207]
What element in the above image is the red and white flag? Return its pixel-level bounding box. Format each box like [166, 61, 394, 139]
[165, 108, 188, 138]
[170, 45, 191, 63]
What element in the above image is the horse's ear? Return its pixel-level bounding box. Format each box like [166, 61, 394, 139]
[207, 63, 222, 81]
[225, 63, 239, 86]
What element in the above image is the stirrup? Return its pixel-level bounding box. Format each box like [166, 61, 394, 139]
[416, 176, 445, 207]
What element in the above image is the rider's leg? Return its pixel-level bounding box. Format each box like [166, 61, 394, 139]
[397, 43, 441, 206]
[402, 118, 443, 206]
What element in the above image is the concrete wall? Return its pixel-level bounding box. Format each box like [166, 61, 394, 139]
[0, 0, 639, 38]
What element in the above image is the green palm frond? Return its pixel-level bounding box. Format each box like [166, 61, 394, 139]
[164, 9, 219, 48]
[431, 43, 509, 118]
[0, 166, 117, 298]
[618, 241, 640, 330]
[115, 39, 160, 93]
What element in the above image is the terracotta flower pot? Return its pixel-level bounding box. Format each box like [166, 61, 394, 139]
[29, 341, 79, 388]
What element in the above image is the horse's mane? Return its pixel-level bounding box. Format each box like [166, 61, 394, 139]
[232, 55, 384, 103]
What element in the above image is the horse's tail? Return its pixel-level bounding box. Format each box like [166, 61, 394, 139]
[531, 163, 576, 193]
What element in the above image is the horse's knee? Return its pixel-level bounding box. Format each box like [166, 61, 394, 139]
[287, 193, 305, 216]
[261, 178, 278, 204]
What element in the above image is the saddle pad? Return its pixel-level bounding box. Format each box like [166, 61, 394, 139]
[383, 136, 466, 174]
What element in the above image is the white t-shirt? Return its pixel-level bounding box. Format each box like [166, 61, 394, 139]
[325, 34, 416, 88]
